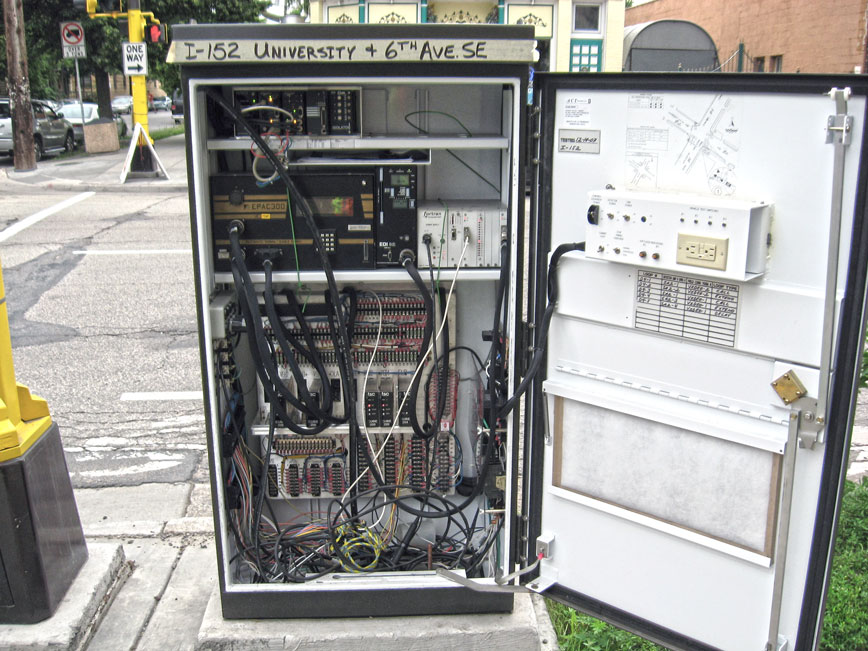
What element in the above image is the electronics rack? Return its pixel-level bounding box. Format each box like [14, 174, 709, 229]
[180, 23, 533, 618]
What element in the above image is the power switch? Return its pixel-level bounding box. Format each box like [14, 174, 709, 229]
[587, 204, 600, 225]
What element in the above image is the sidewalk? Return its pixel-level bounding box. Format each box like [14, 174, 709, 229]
[3, 138, 868, 649]
[1, 133, 189, 193]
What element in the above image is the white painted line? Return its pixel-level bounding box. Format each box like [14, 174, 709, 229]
[0, 191, 95, 243]
[120, 391, 203, 402]
[74, 249, 191, 255]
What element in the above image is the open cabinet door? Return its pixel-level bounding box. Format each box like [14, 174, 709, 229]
[524, 74, 868, 651]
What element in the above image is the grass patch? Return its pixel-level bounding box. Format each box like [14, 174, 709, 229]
[820, 480, 868, 651]
[150, 124, 186, 141]
[546, 600, 664, 650]
[546, 481, 868, 650]
[120, 124, 185, 145]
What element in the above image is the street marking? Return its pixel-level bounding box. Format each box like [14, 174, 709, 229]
[74, 249, 190, 255]
[76, 461, 182, 478]
[120, 391, 202, 401]
[0, 192, 95, 243]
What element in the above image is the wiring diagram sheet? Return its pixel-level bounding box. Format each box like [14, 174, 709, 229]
[625, 92, 743, 195]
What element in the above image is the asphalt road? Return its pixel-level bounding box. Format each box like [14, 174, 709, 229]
[0, 186, 205, 488]
[119, 108, 178, 132]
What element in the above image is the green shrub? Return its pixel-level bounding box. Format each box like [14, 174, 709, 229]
[546, 600, 664, 651]
[820, 480, 868, 651]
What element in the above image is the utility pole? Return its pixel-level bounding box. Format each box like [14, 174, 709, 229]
[2, 0, 35, 171]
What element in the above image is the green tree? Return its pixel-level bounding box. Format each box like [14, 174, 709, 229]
[146, 0, 270, 98]
[0, 0, 268, 110]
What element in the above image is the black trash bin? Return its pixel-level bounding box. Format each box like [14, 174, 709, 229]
[0, 421, 87, 624]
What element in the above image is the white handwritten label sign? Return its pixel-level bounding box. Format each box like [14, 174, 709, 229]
[558, 129, 601, 154]
[167, 38, 534, 64]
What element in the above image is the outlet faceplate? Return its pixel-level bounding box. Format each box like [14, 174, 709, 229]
[676, 233, 729, 271]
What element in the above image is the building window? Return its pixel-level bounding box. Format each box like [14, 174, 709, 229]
[573, 3, 601, 32]
[770, 55, 783, 72]
[753, 57, 765, 72]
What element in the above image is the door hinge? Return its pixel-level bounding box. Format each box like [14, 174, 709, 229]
[813, 87, 853, 441]
[766, 635, 789, 651]
[793, 399, 822, 450]
[826, 88, 853, 146]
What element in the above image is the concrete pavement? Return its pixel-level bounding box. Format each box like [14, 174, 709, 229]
[2, 133, 189, 193]
[2, 136, 868, 649]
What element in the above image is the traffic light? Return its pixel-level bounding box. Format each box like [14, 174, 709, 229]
[72, 0, 97, 12]
[147, 24, 166, 44]
[72, 0, 119, 11]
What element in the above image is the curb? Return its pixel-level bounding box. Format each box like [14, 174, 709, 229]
[0, 176, 188, 194]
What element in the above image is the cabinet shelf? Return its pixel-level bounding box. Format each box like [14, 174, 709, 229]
[206, 135, 509, 152]
[215, 268, 502, 285]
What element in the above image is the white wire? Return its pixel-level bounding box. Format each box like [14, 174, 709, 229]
[241, 104, 298, 120]
[252, 153, 279, 184]
[359, 290, 384, 466]
[341, 237, 470, 506]
[357, 291, 393, 529]
[341, 238, 470, 516]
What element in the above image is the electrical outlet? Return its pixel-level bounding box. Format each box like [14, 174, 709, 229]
[676, 233, 728, 271]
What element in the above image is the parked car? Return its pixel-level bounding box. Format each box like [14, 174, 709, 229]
[152, 96, 171, 111]
[111, 95, 133, 115]
[58, 102, 128, 146]
[171, 92, 184, 124]
[0, 98, 76, 161]
[39, 99, 64, 113]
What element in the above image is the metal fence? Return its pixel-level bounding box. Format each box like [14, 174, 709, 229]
[682, 43, 763, 73]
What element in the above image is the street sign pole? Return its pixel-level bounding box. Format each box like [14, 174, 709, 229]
[60, 21, 87, 149]
[74, 57, 84, 141]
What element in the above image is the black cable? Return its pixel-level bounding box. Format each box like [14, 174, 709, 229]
[229, 228, 327, 434]
[229, 232, 303, 426]
[207, 88, 360, 467]
[424, 242, 449, 436]
[487, 242, 510, 413]
[263, 260, 337, 427]
[496, 242, 584, 419]
[283, 288, 339, 415]
[401, 257, 439, 440]
[252, 408, 277, 581]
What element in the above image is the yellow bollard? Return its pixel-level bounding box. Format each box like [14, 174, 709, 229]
[0, 258, 86, 624]
[0, 262, 52, 461]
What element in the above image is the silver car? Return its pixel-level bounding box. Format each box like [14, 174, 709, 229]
[58, 102, 128, 146]
[0, 99, 76, 161]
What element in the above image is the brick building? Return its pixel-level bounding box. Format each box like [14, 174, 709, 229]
[625, 0, 868, 74]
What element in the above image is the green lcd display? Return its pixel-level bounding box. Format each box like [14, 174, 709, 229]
[310, 196, 354, 217]
[390, 174, 410, 186]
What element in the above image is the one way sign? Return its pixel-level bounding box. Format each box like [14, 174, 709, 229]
[122, 42, 148, 76]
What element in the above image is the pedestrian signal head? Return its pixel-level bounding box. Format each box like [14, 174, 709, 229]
[147, 24, 167, 44]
